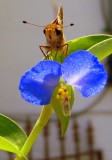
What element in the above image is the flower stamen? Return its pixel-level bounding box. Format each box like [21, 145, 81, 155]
[56, 85, 71, 116]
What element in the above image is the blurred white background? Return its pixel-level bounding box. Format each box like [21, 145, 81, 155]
[0, 0, 108, 114]
[0, 0, 112, 159]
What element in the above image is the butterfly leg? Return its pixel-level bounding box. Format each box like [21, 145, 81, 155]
[55, 43, 68, 61]
[60, 43, 68, 57]
[39, 45, 50, 59]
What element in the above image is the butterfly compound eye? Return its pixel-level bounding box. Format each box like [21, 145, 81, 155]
[55, 28, 61, 36]
[43, 29, 46, 34]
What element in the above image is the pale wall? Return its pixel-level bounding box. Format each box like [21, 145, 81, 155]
[0, 0, 106, 114]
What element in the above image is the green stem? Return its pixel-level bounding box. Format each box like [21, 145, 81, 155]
[15, 104, 52, 160]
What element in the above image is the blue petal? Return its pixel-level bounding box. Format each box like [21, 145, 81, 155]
[19, 60, 61, 105]
[61, 50, 107, 97]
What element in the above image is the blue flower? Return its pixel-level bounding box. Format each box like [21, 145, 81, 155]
[19, 50, 107, 105]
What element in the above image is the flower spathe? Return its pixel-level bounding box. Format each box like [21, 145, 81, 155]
[19, 50, 107, 105]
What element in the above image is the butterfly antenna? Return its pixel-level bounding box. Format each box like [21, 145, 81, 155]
[63, 23, 74, 28]
[23, 21, 45, 27]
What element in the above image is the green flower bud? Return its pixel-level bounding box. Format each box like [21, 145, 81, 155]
[51, 78, 75, 136]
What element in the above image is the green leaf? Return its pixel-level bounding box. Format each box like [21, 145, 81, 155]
[46, 34, 112, 63]
[0, 136, 20, 154]
[88, 38, 112, 61]
[51, 81, 75, 137]
[67, 34, 112, 55]
[0, 137, 28, 159]
[0, 114, 27, 156]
